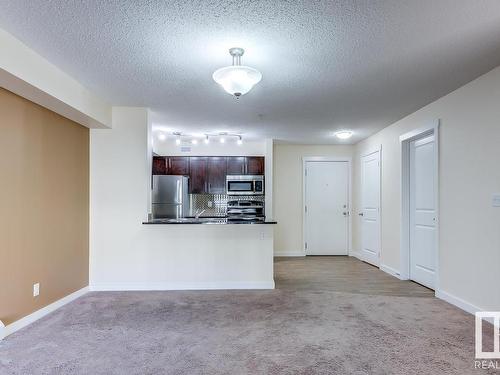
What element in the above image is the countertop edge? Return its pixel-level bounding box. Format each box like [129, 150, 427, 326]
[142, 221, 277, 225]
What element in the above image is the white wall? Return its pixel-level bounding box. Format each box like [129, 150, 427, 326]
[0, 28, 111, 128]
[90, 107, 274, 289]
[353, 66, 500, 311]
[273, 144, 354, 255]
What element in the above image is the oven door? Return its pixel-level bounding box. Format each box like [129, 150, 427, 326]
[226, 180, 255, 195]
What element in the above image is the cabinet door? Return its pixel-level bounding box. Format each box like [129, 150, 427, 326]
[167, 157, 189, 175]
[226, 157, 246, 175]
[246, 157, 265, 175]
[152, 156, 167, 175]
[207, 157, 227, 194]
[188, 157, 208, 194]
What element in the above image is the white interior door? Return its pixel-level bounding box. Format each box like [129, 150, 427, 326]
[304, 161, 349, 255]
[360, 150, 381, 266]
[409, 134, 436, 289]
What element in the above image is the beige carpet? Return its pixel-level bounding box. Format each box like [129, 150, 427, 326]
[0, 257, 495, 374]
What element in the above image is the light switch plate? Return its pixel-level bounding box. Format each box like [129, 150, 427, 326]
[493, 194, 500, 207]
[33, 283, 40, 297]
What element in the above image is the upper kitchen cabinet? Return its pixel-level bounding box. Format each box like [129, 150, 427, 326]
[188, 157, 208, 194]
[207, 157, 227, 193]
[166, 156, 189, 175]
[246, 156, 265, 175]
[152, 156, 167, 175]
[226, 157, 246, 175]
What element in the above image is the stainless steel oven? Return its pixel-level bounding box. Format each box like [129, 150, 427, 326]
[226, 175, 264, 196]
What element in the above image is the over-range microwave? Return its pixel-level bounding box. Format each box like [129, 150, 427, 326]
[226, 175, 264, 196]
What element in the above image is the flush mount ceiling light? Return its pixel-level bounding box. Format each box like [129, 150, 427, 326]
[334, 130, 353, 140]
[212, 47, 262, 98]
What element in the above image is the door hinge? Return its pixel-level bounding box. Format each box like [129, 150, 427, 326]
[305, 242, 308, 250]
[305, 205, 307, 213]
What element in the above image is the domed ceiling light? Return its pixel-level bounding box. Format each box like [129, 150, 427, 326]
[334, 130, 353, 140]
[213, 48, 262, 98]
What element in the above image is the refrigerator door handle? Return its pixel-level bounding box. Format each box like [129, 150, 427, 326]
[177, 179, 181, 203]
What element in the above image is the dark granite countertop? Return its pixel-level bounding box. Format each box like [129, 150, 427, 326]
[143, 217, 277, 225]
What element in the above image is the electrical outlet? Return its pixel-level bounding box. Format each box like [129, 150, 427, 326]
[33, 283, 40, 297]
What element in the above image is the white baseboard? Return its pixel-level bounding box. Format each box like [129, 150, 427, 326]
[380, 264, 401, 279]
[2, 286, 89, 340]
[274, 252, 305, 257]
[436, 289, 485, 315]
[90, 281, 275, 291]
[0, 320, 5, 340]
[349, 250, 362, 260]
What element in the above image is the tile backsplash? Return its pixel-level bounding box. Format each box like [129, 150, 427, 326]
[189, 194, 265, 217]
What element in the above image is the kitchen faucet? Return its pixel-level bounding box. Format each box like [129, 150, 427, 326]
[195, 209, 207, 219]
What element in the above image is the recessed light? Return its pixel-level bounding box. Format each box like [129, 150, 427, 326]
[334, 131, 353, 140]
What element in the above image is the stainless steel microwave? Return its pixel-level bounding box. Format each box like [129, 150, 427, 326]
[226, 175, 264, 196]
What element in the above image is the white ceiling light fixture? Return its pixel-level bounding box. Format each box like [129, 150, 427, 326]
[213, 47, 262, 98]
[334, 130, 353, 140]
[204, 135, 210, 144]
[237, 135, 243, 145]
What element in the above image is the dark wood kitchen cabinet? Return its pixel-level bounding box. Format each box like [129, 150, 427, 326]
[152, 156, 167, 175]
[188, 157, 208, 193]
[246, 156, 265, 175]
[226, 157, 246, 175]
[154, 155, 265, 193]
[166, 156, 189, 175]
[207, 157, 227, 193]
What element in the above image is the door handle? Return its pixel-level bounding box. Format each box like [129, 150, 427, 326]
[358, 213, 364, 216]
[343, 211, 350, 217]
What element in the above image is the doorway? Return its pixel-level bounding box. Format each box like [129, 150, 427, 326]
[303, 158, 351, 255]
[400, 121, 439, 290]
[360, 148, 381, 266]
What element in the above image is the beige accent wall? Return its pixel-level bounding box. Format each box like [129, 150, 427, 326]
[353, 66, 500, 311]
[0, 88, 89, 325]
[273, 144, 354, 255]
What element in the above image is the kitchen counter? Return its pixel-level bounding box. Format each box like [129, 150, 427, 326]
[143, 217, 277, 225]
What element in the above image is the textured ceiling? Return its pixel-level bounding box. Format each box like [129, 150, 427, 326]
[1, 1, 500, 144]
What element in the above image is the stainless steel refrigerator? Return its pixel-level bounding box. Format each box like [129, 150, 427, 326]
[151, 175, 190, 218]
